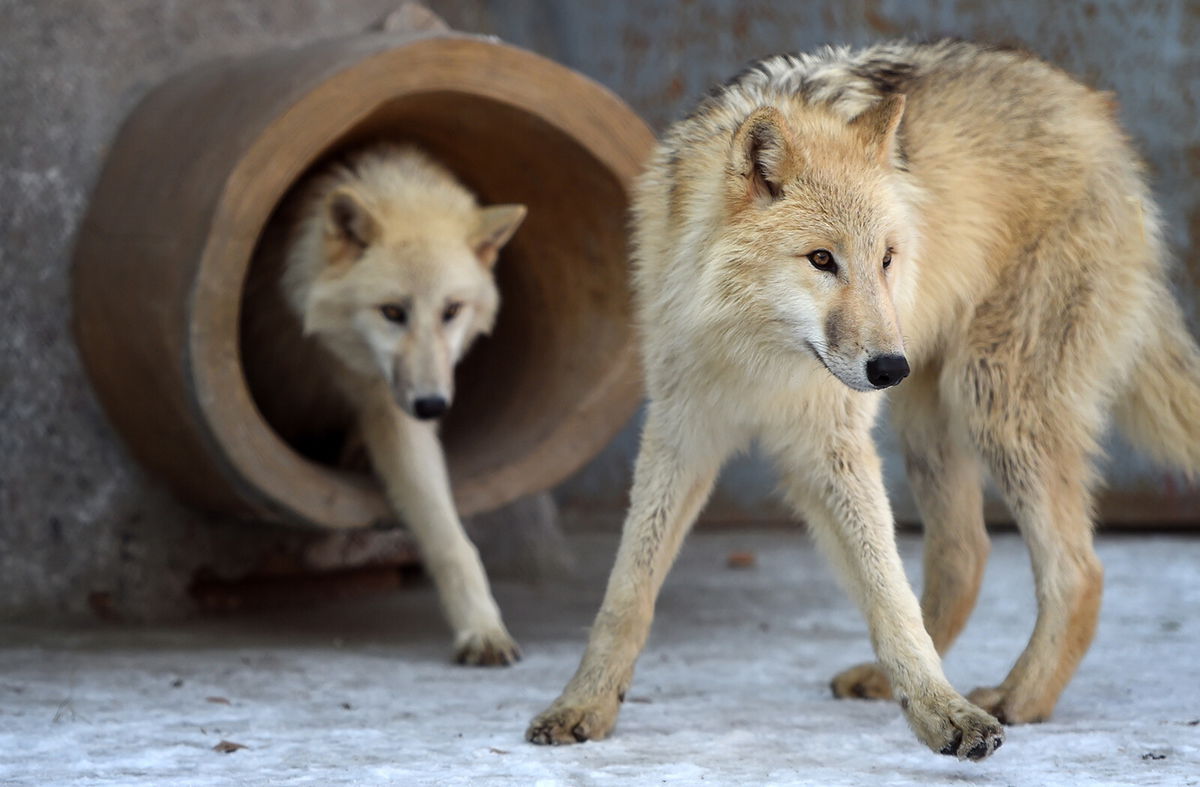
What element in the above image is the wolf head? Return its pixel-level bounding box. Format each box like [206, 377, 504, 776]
[713, 95, 917, 392]
[286, 147, 526, 420]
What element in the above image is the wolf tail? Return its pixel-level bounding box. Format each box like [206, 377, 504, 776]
[1113, 297, 1200, 477]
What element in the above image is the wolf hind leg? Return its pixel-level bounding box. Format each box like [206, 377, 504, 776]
[962, 410, 1102, 723]
[832, 368, 989, 700]
[946, 265, 1114, 722]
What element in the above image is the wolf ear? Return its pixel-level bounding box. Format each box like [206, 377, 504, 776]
[326, 188, 378, 254]
[850, 93, 906, 166]
[472, 204, 527, 268]
[731, 106, 795, 205]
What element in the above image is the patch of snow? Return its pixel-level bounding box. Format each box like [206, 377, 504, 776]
[1, 531, 1197, 785]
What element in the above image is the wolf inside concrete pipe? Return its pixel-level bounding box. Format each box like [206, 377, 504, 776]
[72, 25, 653, 529]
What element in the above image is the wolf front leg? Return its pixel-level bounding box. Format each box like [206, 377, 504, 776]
[360, 388, 519, 666]
[526, 404, 721, 744]
[764, 397, 1004, 761]
[831, 370, 990, 701]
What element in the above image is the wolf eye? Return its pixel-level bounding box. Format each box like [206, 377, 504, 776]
[883, 247, 894, 269]
[442, 301, 463, 323]
[380, 304, 407, 325]
[807, 249, 838, 274]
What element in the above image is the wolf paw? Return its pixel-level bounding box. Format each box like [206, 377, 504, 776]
[903, 691, 1005, 761]
[830, 662, 893, 700]
[966, 685, 1050, 725]
[453, 628, 522, 666]
[526, 695, 620, 745]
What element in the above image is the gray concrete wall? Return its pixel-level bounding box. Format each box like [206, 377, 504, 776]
[540, 0, 1200, 522]
[2, 0, 1197, 621]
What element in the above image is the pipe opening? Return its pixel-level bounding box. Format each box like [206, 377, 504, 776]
[239, 91, 633, 489]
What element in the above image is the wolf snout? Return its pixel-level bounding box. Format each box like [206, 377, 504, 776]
[865, 354, 910, 389]
[412, 395, 449, 420]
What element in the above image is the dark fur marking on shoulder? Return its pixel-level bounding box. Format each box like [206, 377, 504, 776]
[850, 58, 916, 95]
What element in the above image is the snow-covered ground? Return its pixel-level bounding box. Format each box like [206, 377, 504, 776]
[2, 529, 1198, 786]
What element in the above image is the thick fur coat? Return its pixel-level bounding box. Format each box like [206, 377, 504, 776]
[528, 40, 1200, 760]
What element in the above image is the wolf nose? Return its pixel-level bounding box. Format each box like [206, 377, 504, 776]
[412, 396, 449, 420]
[865, 354, 910, 389]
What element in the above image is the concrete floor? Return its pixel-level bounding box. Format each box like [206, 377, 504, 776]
[2, 529, 1198, 786]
